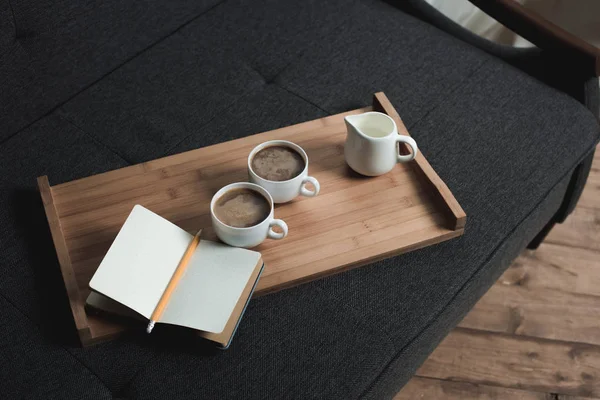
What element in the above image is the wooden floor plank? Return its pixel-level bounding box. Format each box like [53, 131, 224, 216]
[545, 207, 600, 251]
[459, 285, 600, 345]
[395, 376, 553, 399]
[458, 281, 600, 345]
[578, 145, 600, 211]
[545, 145, 599, 250]
[499, 244, 600, 297]
[416, 328, 600, 398]
[578, 171, 600, 210]
[457, 243, 600, 345]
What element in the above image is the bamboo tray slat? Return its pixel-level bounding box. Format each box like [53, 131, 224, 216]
[38, 92, 466, 346]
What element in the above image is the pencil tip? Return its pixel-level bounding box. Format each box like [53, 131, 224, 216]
[146, 321, 155, 334]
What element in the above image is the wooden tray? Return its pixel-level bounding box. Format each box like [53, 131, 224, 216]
[38, 92, 466, 346]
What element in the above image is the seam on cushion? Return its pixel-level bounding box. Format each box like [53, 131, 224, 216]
[248, 2, 366, 85]
[0, 1, 19, 60]
[57, 112, 133, 165]
[0, 290, 113, 395]
[116, 352, 161, 399]
[274, 84, 331, 115]
[357, 136, 600, 399]
[163, 79, 333, 156]
[0, 0, 228, 148]
[6, 0, 16, 39]
[162, 86, 259, 154]
[272, 58, 489, 123]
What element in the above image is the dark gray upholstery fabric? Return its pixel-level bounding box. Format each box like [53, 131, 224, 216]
[0, 0, 222, 139]
[1, 0, 599, 399]
[0, 296, 112, 399]
[0, 0, 14, 55]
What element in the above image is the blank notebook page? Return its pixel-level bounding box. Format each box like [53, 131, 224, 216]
[160, 240, 261, 333]
[89, 205, 193, 319]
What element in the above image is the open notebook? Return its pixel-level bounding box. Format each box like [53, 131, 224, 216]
[86, 205, 264, 348]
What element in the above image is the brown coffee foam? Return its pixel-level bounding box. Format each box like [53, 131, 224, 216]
[251, 146, 305, 181]
[214, 188, 270, 228]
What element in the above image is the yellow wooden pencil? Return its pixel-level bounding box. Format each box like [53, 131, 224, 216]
[146, 230, 202, 333]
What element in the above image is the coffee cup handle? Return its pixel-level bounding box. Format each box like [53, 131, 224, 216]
[268, 219, 288, 240]
[300, 176, 320, 197]
[396, 136, 418, 163]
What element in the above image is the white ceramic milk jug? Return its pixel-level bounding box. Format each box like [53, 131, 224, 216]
[344, 112, 418, 176]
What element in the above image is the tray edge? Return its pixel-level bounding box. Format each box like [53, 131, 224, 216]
[38, 175, 92, 346]
[372, 92, 467, 231]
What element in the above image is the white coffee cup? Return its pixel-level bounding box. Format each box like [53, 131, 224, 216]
[210, 182, 288, 248]
[344, 111, 418, 176]
[248, 140, 320, 203]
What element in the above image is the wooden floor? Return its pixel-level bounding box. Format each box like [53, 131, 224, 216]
[396, 145, 600, 400]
